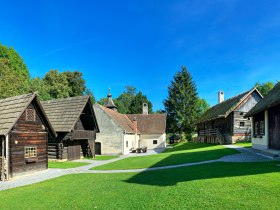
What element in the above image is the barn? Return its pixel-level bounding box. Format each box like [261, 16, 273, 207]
[41, 96, 99, 161]
[0, 93, 56, 181]
[245, 82, 280, 152]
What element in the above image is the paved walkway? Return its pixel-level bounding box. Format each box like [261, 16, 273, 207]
[0, 146, 277, 191]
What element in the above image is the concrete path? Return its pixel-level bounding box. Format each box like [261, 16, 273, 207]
[0, 145, 277, 191]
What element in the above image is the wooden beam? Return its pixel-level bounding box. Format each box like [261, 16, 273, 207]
[5, 135, 9, 180]
[1, 137, 4, 181]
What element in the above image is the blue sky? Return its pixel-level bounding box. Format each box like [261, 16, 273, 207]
[1, 0, 280, 111]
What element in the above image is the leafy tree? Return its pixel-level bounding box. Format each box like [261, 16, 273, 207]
[85, 88, 96, 104]
[197, 97, 210, 118]
[0, 43, 30, 94]
[129, 92, 153, 114]
[43, 70, 70, 99]
[0, 58, 28, 98]
[163, 66, 199, 135]
[255, 81, 275, 96]
[63, 71, 86, 97]
[115, 86, 137, 113]
[29, 77, 52, 100]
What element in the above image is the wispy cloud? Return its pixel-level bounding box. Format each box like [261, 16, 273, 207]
[44, 38, 97, 56]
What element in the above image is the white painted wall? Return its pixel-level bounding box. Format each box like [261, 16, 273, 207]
[123, 134, 140, 154]
[139, 133, 166, 149]
[252, 110, 269, 150]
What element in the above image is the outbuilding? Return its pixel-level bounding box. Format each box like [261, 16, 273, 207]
[0, 93, 56, 181]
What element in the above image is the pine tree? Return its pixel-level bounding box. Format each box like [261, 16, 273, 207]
[164, 66, 199, 136]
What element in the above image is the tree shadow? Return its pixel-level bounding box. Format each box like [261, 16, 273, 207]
[124, 156, 280, 187]
[163, 142, 216, 154]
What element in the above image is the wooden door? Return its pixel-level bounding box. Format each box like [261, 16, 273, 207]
[269, 105, 280, 150]
[68, 141, 81, 160]
[95, 142, 101, 155]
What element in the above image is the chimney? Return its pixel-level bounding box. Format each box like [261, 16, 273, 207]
[218, 91, 224, 103]
[133, 116, 138, 132]
[143, 103, 148, 115]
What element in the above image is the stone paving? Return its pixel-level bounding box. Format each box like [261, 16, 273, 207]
[0, 146, 277, 191]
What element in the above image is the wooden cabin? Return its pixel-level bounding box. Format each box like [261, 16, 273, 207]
[41, 96, 99, 161]
[0, 93, 56, 181]
[245, 82, 280, 152]
[196, 87, 263, 144]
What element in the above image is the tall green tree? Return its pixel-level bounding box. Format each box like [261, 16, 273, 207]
[197, 97, 210, 118]
[255, 81, 275, 96]
[115, 86, 137, 113]
[129, 92, 153, 114]
[85, 88, 96, 104]
[63, 71, 86, 97]
[164, 66, 199, 135]
[29, 77, 52, 100]
[43, 70, 70, 99]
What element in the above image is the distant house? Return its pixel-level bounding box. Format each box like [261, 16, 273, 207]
[0, 93, 56, 181]
[42, 96, 99, 161]
[197, 87, 262, 144]
[245, 82, 280, 152]
[93, 93, 166, 155]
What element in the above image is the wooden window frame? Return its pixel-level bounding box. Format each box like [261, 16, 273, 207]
[153, 140, 157, 145]
[25, 109, 36, 122]
[260, 121, 265, 135]
[126, 141, 128, 148]
[239, 121, 245, 127]
[24, 146, 37, 158]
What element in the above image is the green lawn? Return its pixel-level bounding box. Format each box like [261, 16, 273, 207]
[48, 161, 90, 169]
[1, 161, 280, 209]
[234, 142, 252, 148]
[84, 155, 119, 161]
[92, 142, 239, 170]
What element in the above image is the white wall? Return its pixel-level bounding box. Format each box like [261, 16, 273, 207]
[123, 134, 140, 154]
[139, 133, 166, 149]
[252, 110, 269, 150]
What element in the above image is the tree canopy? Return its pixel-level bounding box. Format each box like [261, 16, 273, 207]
[255, 81, 275, 96]
[164, 66, 199, 136]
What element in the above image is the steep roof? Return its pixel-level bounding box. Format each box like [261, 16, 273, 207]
[42, 95, 99, 133]
[95, 104, 139, 134]
[197, 87, 261, 123]
[126, 114, 166, 134]
[0, 93, 56, 137]
[245, 82, 280, 117]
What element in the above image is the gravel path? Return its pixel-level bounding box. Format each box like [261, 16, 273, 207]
[0, 145, 276, 191]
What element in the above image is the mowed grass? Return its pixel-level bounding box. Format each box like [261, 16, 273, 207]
[93, 155, 119, 160]
[92, 142, 239, 170]
[234, 141, 252, 148]
[1, 161, 280, 209]
[48, 161, 90, 169]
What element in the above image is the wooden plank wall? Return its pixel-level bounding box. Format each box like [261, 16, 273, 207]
[233, 111, 251, 135]
[9, 103, 48, 177]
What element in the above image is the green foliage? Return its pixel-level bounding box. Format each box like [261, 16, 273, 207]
[85, 88, 96, 104]
[98, 97, 108, 105]
[115, 86, 137, 113]
[197, 97, 210, 118]
[63, 71, 86, 97]
[129, 91, 153, 114]
[255, 81, 275, 96]
[29, 77, 52, 100]
[164, 66, 199, 134]
[43, 70, 70, 99]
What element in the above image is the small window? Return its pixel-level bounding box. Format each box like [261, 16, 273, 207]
[126, 141, 128, 148]
[255, 122, 259, 135]
[26, 109, 35, 121]
[240, 112, 244, 116]
[240, 122, 245, 127]
[25, 146, 37, 158]
[153, 140, 157, 145]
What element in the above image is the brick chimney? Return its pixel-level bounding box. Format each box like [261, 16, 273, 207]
[218, 91, 224, 103]
[143, 103, 148, 115]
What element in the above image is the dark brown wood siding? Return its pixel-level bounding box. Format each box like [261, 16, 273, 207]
[9, 103, 48, 177]
[232, 111, 251, 136]
[268, 104, 280, 150]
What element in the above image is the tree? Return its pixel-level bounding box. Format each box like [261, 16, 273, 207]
[0, 58, 28, 98]
[0, 43, 30, 94]
[85, 88, 96, 104]
[163, 66, 199, 136]
[63, 71, 86, 97]
[29, 77, 52, 100]
[197, 98, 210, 118]
[255, 81, 275, 96]
[115, 86, 137, 113]
[43, 70, 70, 99]
[129, 92, 153, 114]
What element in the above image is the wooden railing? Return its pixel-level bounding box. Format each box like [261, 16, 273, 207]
[72, 130, 95, 140]
[198, 129, 225, 144]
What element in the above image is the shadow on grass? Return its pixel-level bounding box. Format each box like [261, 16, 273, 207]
[125, 161, 280, 187]
[163, 142, 216, 154]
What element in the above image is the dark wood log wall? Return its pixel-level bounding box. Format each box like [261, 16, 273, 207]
[269, 104, 280, 150]
[232, 111, 251, 136]
[9, 103, 48, 177]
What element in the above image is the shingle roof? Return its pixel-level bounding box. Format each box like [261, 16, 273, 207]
[245, 82, 280, 117]
[197, 87, 260, 123]
[0, 93, 56, 137]
[126, 114, 166, 134]
[42, 95, 92, 132]
[95, 104, 139, 134]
